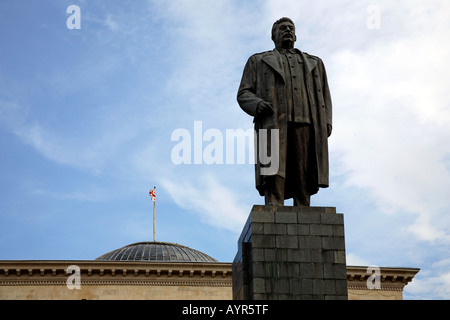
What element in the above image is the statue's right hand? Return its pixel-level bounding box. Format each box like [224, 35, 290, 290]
[256, 101, 274, 117]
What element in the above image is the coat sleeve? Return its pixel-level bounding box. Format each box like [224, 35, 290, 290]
[318, 58, 332, 128]
[237, 55, 264, 117]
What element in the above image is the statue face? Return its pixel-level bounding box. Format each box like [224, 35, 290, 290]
[274, 21, 297, 49]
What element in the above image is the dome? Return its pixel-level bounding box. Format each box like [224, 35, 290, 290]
[95, 241, 218, 263]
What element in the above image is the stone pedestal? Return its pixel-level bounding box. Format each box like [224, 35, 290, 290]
[232, 205, 348, 300]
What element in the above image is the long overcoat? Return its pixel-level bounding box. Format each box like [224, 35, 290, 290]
[237, 49, 332, 197]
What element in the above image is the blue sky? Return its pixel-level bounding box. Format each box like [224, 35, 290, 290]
[1, 0, 450, 299]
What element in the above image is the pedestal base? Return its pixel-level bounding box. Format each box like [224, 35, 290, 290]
[232, 205, 348, 300]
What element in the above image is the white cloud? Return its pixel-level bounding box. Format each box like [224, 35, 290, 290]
[161, 173, 248, 232]
[346, 253, 371, 266]
[326, 1, 450, 243]
[408, 270, 450, 300]
[103, 15, 119, 31]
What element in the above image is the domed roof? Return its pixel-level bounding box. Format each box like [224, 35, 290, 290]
[95, 241, 218, 263]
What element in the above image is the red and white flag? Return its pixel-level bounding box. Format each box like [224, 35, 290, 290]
[149, 188, 156, 202]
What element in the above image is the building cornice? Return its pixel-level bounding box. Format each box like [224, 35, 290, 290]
[346, 266, 420, 291]
[1, 261, 419, 292]
[0, 260, 233, 287]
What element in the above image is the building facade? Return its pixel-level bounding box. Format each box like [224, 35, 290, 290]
[0, 241, 419, 300]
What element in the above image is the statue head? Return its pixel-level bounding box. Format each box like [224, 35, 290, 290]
[272, 17, 297, 49]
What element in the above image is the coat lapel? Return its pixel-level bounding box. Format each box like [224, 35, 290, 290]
[297, 49, 318, 75]
[261, 50, 285, 82]
[261, 49, 319, 81]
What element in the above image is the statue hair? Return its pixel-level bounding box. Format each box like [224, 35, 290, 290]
[271, 17, 295, 41]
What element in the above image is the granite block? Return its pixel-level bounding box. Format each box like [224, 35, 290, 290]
[273, 278, 290, 294]
[310, 249, 324, 263]
[253, 278, 265, 293]
[274, 248, 288, 261]
[321, 212, 344, 225]
[264, 248, 275, 261]
[310, 224, 333, 236]
[276, 235, 298, 249]
[298, 236, 322, 249]
[251, 210, 274, 223]
[323, 263, 347, 280]
[252, 222, 264, 234]
[289, 278, 301, 293]
[275, 211, 298, 223]
[287, 263, 300, 276]
[322, 237, 345, 250]
[252, 248, 264, 262]
[297, 212, 321, 224]
[252, 234, 275, 248]
[312, 279, 325, 295]
[264, 223, 286, 235]
[301, 279, 313, 293]
[297, 207, 336, 214]
[252, 262, 265, 278]
[286, 249, 303, 262]
[324, 280, 336, 294]
[335, 279, 349, 295]
[334, 250, 346, 264]
[333, 225, 345, 237]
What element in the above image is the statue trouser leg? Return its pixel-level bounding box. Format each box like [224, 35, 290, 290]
[263, 123, 316, 206]
[287, 123, 314, 207]
[264, 175, 285, 206]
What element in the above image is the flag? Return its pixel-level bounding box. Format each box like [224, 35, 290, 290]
[149, 188, 156, 202]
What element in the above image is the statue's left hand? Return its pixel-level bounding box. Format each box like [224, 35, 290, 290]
[327, 124, 332, 137]
[256, 101, 274, 117]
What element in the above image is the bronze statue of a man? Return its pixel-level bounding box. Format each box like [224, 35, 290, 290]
[237, 17, 332, 206]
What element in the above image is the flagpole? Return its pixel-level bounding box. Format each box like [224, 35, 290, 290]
[153, 186, 156, 242]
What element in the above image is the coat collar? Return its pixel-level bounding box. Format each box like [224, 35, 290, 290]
[261, 49, 318, 81]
